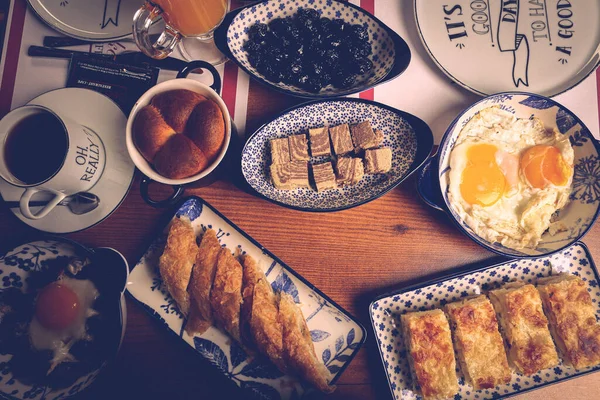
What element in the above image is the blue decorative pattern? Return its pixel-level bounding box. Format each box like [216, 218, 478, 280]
[225, 0, 397, 97]
[518, 96, 553, 109]
[242, 99, 419, 211]
[437, 93, 600, 258]
[0, 240, 123, 400]
[127, 197, 366, 399]
[370, 243, 600, 400]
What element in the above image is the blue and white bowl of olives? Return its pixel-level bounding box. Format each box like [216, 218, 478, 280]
[214, 0, 411, 98]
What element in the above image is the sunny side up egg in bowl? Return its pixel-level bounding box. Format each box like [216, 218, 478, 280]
[437, 93, 600, 258]
[448, 107, 574, 250]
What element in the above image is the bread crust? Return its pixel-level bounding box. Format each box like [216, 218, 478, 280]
[132, 105, 176, 162]
[186, 229, 221, 335]
[210, 248, 244, 345]
[153, 134, 209, 179]
[151, 89, 206, 133]
[445, 296, 511, 389]
[158, 217, 198, 317]
[278, 293, 334, 393]
[401, 310, 458, 400]
[537, 274, 600, 369]
[185, 99, 225, 164]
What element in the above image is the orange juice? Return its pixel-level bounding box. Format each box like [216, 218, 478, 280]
[152, 0, 228, 37]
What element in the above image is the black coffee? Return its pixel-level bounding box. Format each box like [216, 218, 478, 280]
[4, 112, 68, 185]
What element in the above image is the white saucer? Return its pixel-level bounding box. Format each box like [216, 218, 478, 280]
[415, 1, 600, 97]
[0, 88, 135, 233]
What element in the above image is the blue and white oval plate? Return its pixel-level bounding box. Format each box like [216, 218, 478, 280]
[127, 196, 367, 399]
[370, 242, 600, 400]
[241, 99, 434, 212]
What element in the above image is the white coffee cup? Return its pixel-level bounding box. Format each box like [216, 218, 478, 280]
[0, 105, 106, 219]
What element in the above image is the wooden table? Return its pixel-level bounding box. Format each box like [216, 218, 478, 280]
[1, 79, 599, 400]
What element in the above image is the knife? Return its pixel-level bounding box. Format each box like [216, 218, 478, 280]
[28, 45, 192, 72]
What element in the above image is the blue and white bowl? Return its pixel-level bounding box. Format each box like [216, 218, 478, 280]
[213, 0, 411, 98]
[0, 238, 128, 400]
[242, 98, 434, 211]
[419, 92, 600, 258]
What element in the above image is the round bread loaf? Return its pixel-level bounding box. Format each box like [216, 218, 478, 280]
[185, 100, 226, 164]
[132, 105, 176, 162]
[151, 89, 205, 133]
[132, 89, 226, 180]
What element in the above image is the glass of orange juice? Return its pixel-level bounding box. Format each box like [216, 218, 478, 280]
[133, 0, 229, 63]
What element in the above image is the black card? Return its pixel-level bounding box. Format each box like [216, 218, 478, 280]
[66, 54, 159, 114]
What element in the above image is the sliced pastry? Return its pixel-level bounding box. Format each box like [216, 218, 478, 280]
[241, 255, 286, 371]
[401, 309, 458, 400]
[445, 296, 511, 389]
[186, 228, 221, 335]
[210, 248, 244, 346]
[537, 274, 600, 369]
[278, 293, 334, 393]
[158, 216, 198, 317]
[489, 283, 558, 375]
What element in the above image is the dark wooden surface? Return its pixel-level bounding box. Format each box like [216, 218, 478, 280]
[1, 79, 598, 400]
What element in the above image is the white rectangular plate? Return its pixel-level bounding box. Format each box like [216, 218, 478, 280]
[127, 197, 366, 399]
[370, 242, 600, 400]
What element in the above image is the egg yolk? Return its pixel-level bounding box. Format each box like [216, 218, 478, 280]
[460, 144, 506, 207]
[35, 282, 80, 331]
[521, 145, 570, 189]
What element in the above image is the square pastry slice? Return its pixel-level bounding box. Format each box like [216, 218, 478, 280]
[445, 296, 511, 390]
[311, 162, 337, 192]
[288, 134, 310, 161]
[350, 120, 380, 151]
[270, 162, 294, 190]
[374, 129, 384, 144]
[335, 157, 364, 186]
[364, 147, 392, 174]
[270, 161, 309, 190]
[401, 310, 458, 400]
[329, 123, 354, 156]
[489, 283, 559, 375]
[289, 161, 310, 188]
[537, 274, 600, 369]
[309, 127, 331, 157]
[270, 137, 291, 164]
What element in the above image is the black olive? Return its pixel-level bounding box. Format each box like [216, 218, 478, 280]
[320, 71, 332, 86]
[350, 58, 373, 74]
[318, 17, 332, 34]
[332, 70, 357, 88]
[351, 24, 369, 41]
[309, 61, 324, 76]
[323, 49, 340, 67]
[329, 37, 342, 48]
[331, 18, 346, 34]
[243, 40, 261, 54]
[269, 18, 289, 39]
[290, 59, 303, 75]
[248, 23, 268, 42]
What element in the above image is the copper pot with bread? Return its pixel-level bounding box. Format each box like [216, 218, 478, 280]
[126, 61, 231, 207]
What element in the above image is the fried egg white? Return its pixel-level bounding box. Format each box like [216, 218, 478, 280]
[29, 276, 99, 373]
[447, 107, 574, 250]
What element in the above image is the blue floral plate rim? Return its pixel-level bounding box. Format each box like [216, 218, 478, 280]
[126, 195, 368, 389]
[213, 0, 411, 99]
[368, 241, 600, 400]
[241, 97, 434, 212]
[434, 91, 600, 260]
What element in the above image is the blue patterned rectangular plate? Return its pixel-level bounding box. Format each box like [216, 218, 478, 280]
[369, 242, 600, 400]
[127, 197, 366, 399]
